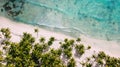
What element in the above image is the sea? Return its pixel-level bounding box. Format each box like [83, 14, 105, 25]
[0, 0, 120, 41]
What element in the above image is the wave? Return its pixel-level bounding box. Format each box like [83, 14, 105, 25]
[0, 0, 120, 41]
[25, 0, 67, 15]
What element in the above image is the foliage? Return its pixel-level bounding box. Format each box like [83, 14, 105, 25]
[63, 48, 72, 59]
[98, 51, 106, 59]
[87, 46, 91, 50]
[0, 28, 11, 39]
[75, 44, 85, 56]
[76, 38, 81, 42]
[67, 58, 76, 67]
[39, 37, 45, 43]
[34, 28, 39, 37]
[34, 28, 39, 33]
[86, 63, 92, 67]
[0, 28, 120, 67]
[40, 49, 65, 67]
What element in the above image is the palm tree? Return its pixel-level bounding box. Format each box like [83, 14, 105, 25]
[42, 43, 49, 52]
[61, 39, 74, 50]
[34, 28, 39, 37]
[0, 28, 6, 35]
[4, 40, 11, 46]
[98, 51, 106, 59]
[105, 56, 120, 67]
[32, 44, 43, 66]
[80, 62, 85, 67]
[76, 38, 81, 42]
[48, 37, 55, 46]
[41, 50, 65, 67]
[75, 44, 85, 57]
[48, 41, 53, 46]
[86, 63, 92, 67]
[49, 37, 55, 42]
[63, 48, 72, 59]
[64, 38, 68, 42]
[97, 58, 103, 66]
[61, 43, 68, 49]
[50, 48, 62, 56]
[68, 39, 75, 47]
[39, 37, 45, 43]
[1, 27, 120, 67]
[87, 46, 91, 50]
[67, 58, 76, 67]
[0, 28, 11, 40]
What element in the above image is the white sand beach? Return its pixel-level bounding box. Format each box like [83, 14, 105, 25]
[0, 16, 120, 66]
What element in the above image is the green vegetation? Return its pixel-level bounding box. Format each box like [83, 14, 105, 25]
[0, 51, 3, 62]
[39, 37, 45, 43]
[67, 58, 76, 67]
[0, 28, 11, 40]
[1, 0, 25, 17]
[75, 44, 85, 56]
[81, 51, 120, 67]
[34, 28, 39, 37]
[87, 46, 91, 50]
[76, 38, 81, 42]
[0, 28, 120, 67]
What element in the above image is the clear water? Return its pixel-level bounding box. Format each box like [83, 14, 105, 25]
[0, 0, 120, 40]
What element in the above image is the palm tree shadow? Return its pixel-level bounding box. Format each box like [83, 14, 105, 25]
[74, 50, 82, 58]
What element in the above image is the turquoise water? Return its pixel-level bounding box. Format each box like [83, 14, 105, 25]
[0, 0, 120, 40]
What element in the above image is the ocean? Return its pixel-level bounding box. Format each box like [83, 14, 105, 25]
[0, 0, 120, 41]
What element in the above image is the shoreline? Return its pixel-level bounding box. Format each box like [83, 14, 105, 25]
[0, 16, 120, 58]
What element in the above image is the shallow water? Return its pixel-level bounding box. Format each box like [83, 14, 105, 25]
[0, 0, 120, 40]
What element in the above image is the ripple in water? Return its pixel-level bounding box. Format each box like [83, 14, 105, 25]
[0, 0, 120, 41]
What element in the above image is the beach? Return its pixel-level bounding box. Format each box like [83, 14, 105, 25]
[0, 16, 120, 66]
